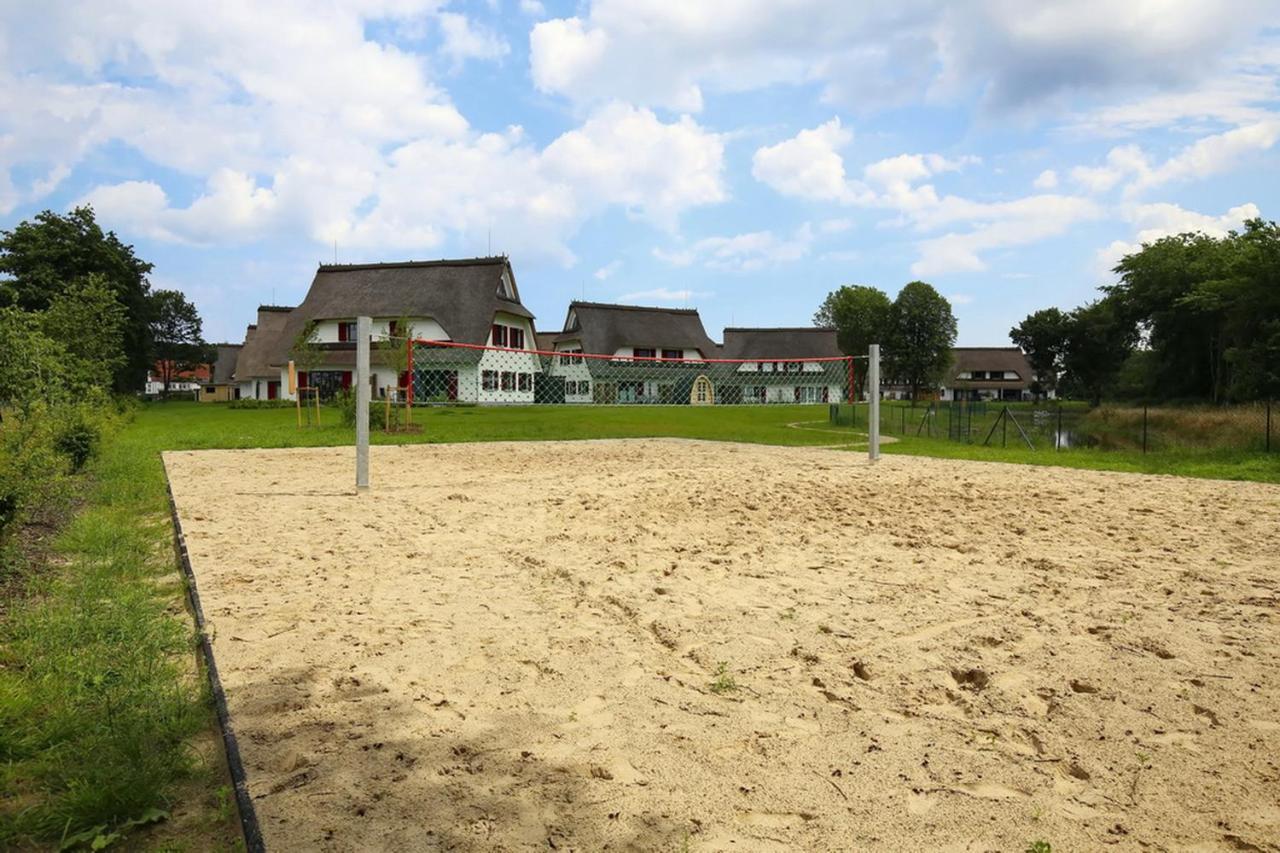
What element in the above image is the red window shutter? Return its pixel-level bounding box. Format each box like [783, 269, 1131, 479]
[341, 371, 352, 389]
[298, 371, 308, 388]
[338, 323, 348, 342]
[399, 371, 409, 390]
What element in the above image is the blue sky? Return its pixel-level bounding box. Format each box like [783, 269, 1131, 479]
[2, 1, 1278, 346]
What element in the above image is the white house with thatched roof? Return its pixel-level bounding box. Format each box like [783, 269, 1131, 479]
[245, 257, 539, 404]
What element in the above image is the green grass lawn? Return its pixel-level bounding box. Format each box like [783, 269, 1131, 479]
[141, 401, 1280, 483]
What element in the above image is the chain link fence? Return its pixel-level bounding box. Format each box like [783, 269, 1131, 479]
[399, 339, 858, 406]
[831, 399, 1276, 454]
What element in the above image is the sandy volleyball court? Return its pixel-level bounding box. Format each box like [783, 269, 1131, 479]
[164, 440, 1280, 852]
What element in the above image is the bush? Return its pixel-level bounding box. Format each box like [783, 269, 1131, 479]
[227, 398, 294, 409]
[336, 389, 388, 430]
[55, 416, 99, 472]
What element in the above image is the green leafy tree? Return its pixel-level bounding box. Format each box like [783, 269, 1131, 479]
[1061, 297, 1137, 406]
[41, 274, 127, 395]
[814, 285, 891, 397]
[1010, 307, 1071, 398]
[292, 320, 325, 385]
[149, 289, 213, 396]
[884, 281, 957, 400]
[0, 307, 69, 409]
[0, 206, 154, 392]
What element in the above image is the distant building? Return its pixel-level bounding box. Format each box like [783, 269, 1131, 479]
[197, 344, 243, 403]
[941, 347, 1041, 401]
[144, 361, 211, 397]
[721, 327, 847, 404]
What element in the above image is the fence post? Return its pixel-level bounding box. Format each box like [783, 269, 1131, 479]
[1142, 405, 1148, 454]
[1002, 406, 1008, 448]
[355, 316, 371, 490]
[868, 344, 880, 461]
[1267, 400, 1272, 453]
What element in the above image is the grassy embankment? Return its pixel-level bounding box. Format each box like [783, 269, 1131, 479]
[0, 409, 240, 850]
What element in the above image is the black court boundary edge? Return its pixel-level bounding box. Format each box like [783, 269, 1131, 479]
[164, 462, 266, 853]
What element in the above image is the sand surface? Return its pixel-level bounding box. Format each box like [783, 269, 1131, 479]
[163, 440, 1280, 852]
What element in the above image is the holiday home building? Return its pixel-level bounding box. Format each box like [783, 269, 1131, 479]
[720, 327, 849, 404]
[260, 257, 539, 404]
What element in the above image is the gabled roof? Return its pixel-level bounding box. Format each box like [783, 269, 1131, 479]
[210, 344, 243, 384]
[553, 301, 718, 356]
[266, 257, 530, 367]
[534, 332, 558, 353]
[234, 306, 295, 379]
[948, 347, 1034, 388]
[721, 327, 841, 359]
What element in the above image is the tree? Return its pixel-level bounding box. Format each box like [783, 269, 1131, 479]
[1060, 297, 1137, 406]
[0, 307, 68, 410]
[884, 281, 957, 400]
[149, 289, 212, 396]
[41, 274, 127, 396]
[1010, 307, 1070, 398]
[0, 206, 154, 392]
[813, 285, 891, 398]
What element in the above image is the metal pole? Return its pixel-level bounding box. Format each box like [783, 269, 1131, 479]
[356, 316, 371, 490]
[1002, 407, 1008, 447]
[868, 344, 881, 461]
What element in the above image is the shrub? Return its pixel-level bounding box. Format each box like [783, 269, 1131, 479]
[55, 416, 99, 472]
[336, 389, 387, 430]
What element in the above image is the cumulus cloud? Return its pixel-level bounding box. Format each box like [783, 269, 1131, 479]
[751, 120, 1089, 274]
[528, 0, 1273, 115]
[1097, 201, 1262, 273]
[1033, 169, 1058, 189]
[2, 5, 726, 264]
[594, 260, 622, 279]
[654, 223, 821, 272]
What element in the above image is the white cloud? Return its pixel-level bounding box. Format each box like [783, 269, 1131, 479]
[948, 293, 975, 305]
[616, 287, 708, 304]
[527, 1, 1273, 115]
[594, 260, 622, 279]
[753, 119, 1098, 274]
[438, 13, 510, 66]
[654, 223, 819, 272]
[1033, 169, 1058, 189]
[750, 118, 868, 204]
[1097, 201, 1261, 273]
[519, 0, 547, 18]
[1070, 121, 1280, 196]
[1, 4, 725, 263]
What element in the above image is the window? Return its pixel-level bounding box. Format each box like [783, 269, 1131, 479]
[482, 370, 498, 391]
[971, 370, 987, 380]
[491, 324, 508, 347]
[786, 361, 803, 373]
[517, 373, 531, 391]
[387, 319, 401, 337]
[560, 348, 584, 365]
[661, 348, 683, 360]
[501, 371, 515, 391]
[633, 348, 656, 359]
[988, 370, 1004, 380]
[338, 321, 357, 342]
[509, 327, 525, 350]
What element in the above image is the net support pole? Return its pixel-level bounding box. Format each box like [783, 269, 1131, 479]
[868, 343, 881, 461]
[356, 315, 371, 491]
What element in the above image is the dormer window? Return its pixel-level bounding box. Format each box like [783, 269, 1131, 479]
[565, 309, 578, 331]
[498, 271, 515, 299]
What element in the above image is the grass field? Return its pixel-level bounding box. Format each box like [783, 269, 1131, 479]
[139, 401, 1280, 483]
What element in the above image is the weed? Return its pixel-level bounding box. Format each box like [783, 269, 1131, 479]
[709, 662, 738, 695]
[780, 607, 796, 621]
[817, 623, 832, 634]
[1026, 842, 1052, 853]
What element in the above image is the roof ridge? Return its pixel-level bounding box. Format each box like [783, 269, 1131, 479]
[952, 346, 1022, 351]
[724, 326, 836, 332]
[570, 300, 700, 314]
[316, 257, 507, 272]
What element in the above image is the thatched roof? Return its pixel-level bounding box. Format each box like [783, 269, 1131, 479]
[265, 258, 531, 367]
[233, 307, 294, 379]
[210, 344, 242, 383]
[553, 301, 718, 356]
[948, 347, 1034, 389]
[721, 327, 841, 360]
